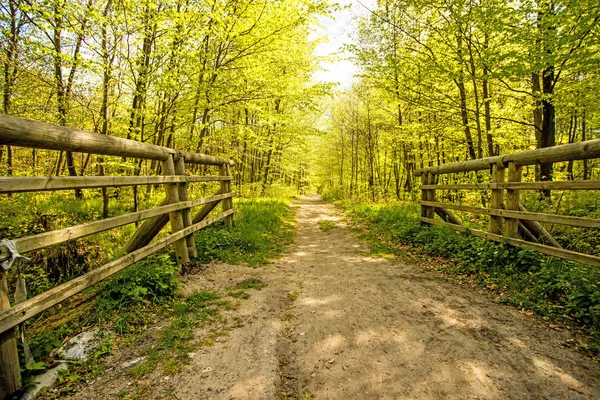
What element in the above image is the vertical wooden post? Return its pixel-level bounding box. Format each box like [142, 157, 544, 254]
[175, 154, 197, 259]
[426, 172, 435, 219]
[219, 162, 234, 226]
[162, 154, 190, 266]
[505, 162, 522, 238]
[420, 172, 435, 223]
[490, 163, 506, 235]
[0, 271, 21, 398]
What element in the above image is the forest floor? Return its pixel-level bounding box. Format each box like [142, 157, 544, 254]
[65, 195, 599, 399]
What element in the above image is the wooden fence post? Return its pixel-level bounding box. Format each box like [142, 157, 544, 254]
[162, 154, 190, 266]
[0, 271, 21, 398]
[175, 153, 198, 259]
[219, 163, 234, 226]
[420, 172, 435, 223]
[505, 162, 522, 238]
[490, 163, 505, 235]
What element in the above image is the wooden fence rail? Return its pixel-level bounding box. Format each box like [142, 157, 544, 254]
[0, 116, 235, 397]
[415, 139, 600, 269]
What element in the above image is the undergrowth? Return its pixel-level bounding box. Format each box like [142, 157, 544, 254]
[7, 196, 294, 398]
[337, 200, 600, 356]
[193, 197, 295, 265]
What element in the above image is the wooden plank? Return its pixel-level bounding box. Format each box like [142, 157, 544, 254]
[422, 180, 600, 191]
[0, 194, 234, 261]
[418, 200, 600, 229]
[490, 164, 505, 235]
[0, 210, 234, 335]
[415, 139, 600, 175]
[420, 217, 600, 267]
[163, 154, 189, 266]
[518, 204, 562, 248]
[0, 271, 21, 397]
[0, 175, 231, 193]
[505, 162, 522, 238]
[175, 155, 197, 258]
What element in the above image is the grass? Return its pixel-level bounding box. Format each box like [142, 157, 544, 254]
[11, 195, 295, 398]
[336, 200, 600, 356]
[193, 197, 295, 265]
[317, 220, 337, 232]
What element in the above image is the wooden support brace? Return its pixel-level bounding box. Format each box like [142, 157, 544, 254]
[175, 154, 197, 259]
[163, 154, 190, 266]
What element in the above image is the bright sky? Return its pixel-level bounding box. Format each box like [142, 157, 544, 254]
[310, 0, 376, 89]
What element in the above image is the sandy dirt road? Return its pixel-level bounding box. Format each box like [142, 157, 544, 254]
[70, 195, 600, 399]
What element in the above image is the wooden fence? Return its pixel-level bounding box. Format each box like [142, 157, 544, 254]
[415, 139, 600, 268]
[0, 115, 235, 396]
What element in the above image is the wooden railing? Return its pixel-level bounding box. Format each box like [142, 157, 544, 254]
[415, 139, 600, 268]
[0, 115, 235, 396]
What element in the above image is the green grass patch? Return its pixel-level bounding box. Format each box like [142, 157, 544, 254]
[317, 220, 336, 232]
[193, 197, 295, 265]
[336, 200, 600, 355]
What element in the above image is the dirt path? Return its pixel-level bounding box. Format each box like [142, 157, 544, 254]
[71, 195, 600, 399]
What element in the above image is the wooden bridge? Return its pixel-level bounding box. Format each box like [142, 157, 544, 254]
[0, 115, 235, 397]
[1, 115, 599, 397]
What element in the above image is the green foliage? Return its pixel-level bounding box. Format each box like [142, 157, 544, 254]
[194, 198, 294, 265]
[340, 201, 600, 339]
[317, 220, 336, 232]
[97, 254, 179, 310]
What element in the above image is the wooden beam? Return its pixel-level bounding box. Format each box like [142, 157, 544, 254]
[192, 189, 225, 224]
[418, 201, 599, 229]
[175, 155, 197, 258]
[0, 115, 172, 161]
[0, 175, 231, 193]
[0, 271, 21, 397]
[179, 151, 233, 167]
[415, 139, 600, 176]
[219, 164, 234, 226]
[162, 154, 189, 266]
[421, 180, 600, 191]
[490, 164, 505, 235]
[505, 162, 522, 238]
[420, 217, 600, 267]
[0, 194, 233, 262]
[0, 115, 234, 166]
[0, 210, 234, 335]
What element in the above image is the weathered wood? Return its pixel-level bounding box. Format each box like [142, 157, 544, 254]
[0, 271, 21, 397]
[420, 217, 600, 268]
[180, 151, 234, 167]
[0, 115, 234, 166]
[175, 155, 197, 259]
[505, 162, 522, 238]
[163, 154, 189, 266]
[0, 175, 231, 193]
[421, 180, 600, 191]
[415, 139, 600, 175]
[518, 204, 562, 248]
[192, 189, 225, 224]
[0, 210, 234, 335]
[0, 114, 172, 160]
[219, 163, 234, 226]
[0, 195, 233, 262]
[490, 164, 505, 235]
[434, 207, 462, 225]
[419, 200, 600, 229]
